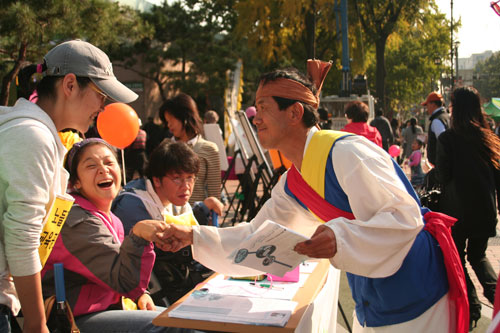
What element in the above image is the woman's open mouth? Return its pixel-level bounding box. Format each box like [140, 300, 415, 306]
[97, 179, 113, 188]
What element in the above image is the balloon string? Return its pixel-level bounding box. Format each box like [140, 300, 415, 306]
[121, 149, 127, 186]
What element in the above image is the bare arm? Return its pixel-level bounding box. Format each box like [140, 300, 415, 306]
[13, 273, 49, 333]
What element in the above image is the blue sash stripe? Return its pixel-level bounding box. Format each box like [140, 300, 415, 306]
[284, 180, 309, 211]
[324, 146, 353, 213]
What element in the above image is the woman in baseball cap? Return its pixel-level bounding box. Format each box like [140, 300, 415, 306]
[0, 40, 137, 332]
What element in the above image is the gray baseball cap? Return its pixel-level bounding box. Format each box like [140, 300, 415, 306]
[43, 40, 138, 103]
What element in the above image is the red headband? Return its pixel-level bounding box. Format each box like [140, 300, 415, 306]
[256, 59, 332, 109]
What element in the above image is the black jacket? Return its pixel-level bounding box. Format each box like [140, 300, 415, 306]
[427, 109, 450, 165]
[370, 116, 393, 151]
[436, 129, 500, 237]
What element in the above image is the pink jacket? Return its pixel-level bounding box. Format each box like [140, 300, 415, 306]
[42, 194, 155, 316]
[341, 122, 383, 147]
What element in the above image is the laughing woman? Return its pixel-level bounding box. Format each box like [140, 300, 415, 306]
[41, 138, 189, 333]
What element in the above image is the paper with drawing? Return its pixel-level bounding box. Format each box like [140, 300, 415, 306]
[228, 220, 309, 276]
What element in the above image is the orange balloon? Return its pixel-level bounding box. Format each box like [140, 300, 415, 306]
[97, 103, 139, 149]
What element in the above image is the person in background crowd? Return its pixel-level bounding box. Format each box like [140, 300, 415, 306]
[124, 128, 148, 182]
[142, 116, 172, 157]
[318, 107, 331, 129]
[436, 86, 500, 330]
[204, 110, 219, 124]
[203, 110, 223, 136]
[341, 101, 382, 147]
[406, 138, 425, 187]
[370, 108, 394, 151]
[160, 93, 221, 205]
[402, 118, 424, 160]
[0, 40, 138, 332]
[391, 118, 403, 164]
[245, 106, 258, 131]
[422, 91, 449, 167]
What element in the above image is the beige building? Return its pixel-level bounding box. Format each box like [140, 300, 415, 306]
[457, 50, 494, 87]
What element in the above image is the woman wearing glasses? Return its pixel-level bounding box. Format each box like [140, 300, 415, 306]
[159, 93, 222, 206]
[0, 40, 137, 332]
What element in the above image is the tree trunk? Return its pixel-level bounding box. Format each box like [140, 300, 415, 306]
[305, 0, 316, 60]
[375, 37, 388, 117]
[0, 42, 27, 106]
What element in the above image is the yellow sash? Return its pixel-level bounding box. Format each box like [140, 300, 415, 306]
[39, 194, 74, 267]
[301, 130, 349, 199]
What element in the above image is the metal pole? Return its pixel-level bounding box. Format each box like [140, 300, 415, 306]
[455, 44, 459, 86]
[450, 0, 454, 92]
[340, 0, 350, 96]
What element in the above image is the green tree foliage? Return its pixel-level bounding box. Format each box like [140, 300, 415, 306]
[375, 2, 450, 119]
[474, 52, 500, 101]
[0, 0, 150, 106]
[353, 0, 426, 115]
[232, 0, 367, 98]
[131, 0, 238, 108]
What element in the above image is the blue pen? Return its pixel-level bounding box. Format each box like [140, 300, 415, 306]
[54, 263, 66, 303]
[211, 211, 218, 227]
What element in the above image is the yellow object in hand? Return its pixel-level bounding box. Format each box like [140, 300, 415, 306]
[121, 297, 138, 310]
[164, 212, 198, 226]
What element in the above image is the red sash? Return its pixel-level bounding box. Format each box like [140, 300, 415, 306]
[287, 165, 469, 332]
[287, 165, 354, 221]
[423, 212, 469, 333]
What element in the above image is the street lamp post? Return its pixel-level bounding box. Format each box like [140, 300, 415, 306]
[455, 41, 460, 87]
[450, 0, 454, 92]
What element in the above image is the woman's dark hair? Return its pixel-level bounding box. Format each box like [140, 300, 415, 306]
[410, 117, 417, 134]
[451, 86, 500, 169]
[65, 139, 117, 186]
[17, 62, 91, 101]
[258, 68, 319, 127]
[145, 140, 200, 181]
[344, 101, 369, 123]
[159, 93, 203, 139]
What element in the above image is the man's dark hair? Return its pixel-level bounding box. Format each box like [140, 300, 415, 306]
[258, 68, 319, 127]
[317, 108, 328, 121]
[145, 140, 200, 181]
[375, 109, 383, 117]
[431, 100, 443, 107]
[344, 101, 369, 123]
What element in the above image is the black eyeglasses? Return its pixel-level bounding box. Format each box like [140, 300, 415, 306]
[491, 0, 500, 17]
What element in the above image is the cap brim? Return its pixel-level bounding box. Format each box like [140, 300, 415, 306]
[91, 77, 138, 104]
[421, 101, 427, 106]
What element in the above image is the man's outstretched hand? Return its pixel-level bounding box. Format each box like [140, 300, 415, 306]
[156, 224, 194, 252]
[294, 224, 337, 258]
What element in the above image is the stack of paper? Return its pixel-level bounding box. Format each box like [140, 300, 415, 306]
[168, 292, 297, 327]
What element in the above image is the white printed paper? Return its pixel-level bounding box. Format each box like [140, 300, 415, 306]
[168, 292, 297, 327]
[228, 220, 309, 277]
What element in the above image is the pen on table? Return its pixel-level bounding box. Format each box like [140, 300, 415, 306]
[249, 282, 283, 290]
